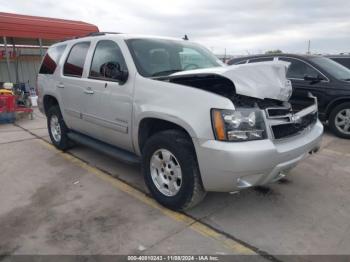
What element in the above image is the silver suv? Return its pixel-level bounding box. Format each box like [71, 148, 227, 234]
[37, 33, 323, 210]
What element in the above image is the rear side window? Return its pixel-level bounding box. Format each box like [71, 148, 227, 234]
[39, 45, 66, 74]
[63, 42, 90, 77]
[89, 40, 127, 80]
[248, 57, 273, 63]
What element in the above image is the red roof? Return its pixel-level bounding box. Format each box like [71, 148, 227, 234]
[0, 12, 99, 40]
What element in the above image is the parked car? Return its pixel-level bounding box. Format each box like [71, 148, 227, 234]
[37, 33, 322, 210]
[325, 55, 350, 69]
[228, 54, 350, 138]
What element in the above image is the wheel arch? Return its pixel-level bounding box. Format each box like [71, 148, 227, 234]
[43, 94, 60, 116]
[325, 97, 350, 119]
[136, 116, 196, 155]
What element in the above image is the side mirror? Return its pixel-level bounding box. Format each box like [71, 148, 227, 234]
[304, 74, 324, 83]
[100, 62, 128, 84]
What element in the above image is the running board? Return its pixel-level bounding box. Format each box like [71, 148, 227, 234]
[67, 132, 140, 165]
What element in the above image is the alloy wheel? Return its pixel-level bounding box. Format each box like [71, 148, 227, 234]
[150, 149, 182, 196]
[335, 109, 350, 135]
[50, 115, 61, 142]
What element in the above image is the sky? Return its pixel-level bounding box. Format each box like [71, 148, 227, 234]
[2, 0, 350, 55]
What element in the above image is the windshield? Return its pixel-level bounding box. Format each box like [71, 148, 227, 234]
[310, 57, 350, 81]
[126, 38, 222, 77]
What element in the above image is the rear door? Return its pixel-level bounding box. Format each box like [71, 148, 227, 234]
[278, 56, 329, 111]
[59, 41, 91, 132]
[38, 44, 66, 112]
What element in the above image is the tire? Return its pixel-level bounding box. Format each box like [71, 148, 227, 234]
[329, 102, 350, 139]
[142, 130, 206, 210]
[47, 106, 73, 150]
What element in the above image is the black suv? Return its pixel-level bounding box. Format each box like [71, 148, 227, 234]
[227, 54, 350, 138]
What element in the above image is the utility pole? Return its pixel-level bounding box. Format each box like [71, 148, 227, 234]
[307, 40, 311, 54]
[3, 36, 12, 83]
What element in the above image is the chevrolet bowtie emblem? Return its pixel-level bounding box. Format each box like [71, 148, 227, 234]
[290, 114, 301, 124]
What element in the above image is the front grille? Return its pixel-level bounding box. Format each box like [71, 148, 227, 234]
[266, 107, 291, 117]
[271, 113, 317, 139]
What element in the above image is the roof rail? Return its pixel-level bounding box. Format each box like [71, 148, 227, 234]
[58, 32, 122, 43]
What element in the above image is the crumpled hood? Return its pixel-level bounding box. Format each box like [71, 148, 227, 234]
[170, 61, 293, 101]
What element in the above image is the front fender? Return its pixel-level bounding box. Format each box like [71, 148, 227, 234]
[132, 74, 235, 155]
[326, 96, 350, 116]
[133, 110, 198, 155]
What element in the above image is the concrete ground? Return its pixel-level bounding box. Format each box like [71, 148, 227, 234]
[1, 109, 350, 259]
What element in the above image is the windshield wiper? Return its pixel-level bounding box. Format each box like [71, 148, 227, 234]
[152, 69, 182, 77]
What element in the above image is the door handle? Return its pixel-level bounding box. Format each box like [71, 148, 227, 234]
[84, 88, 94, 95]
[57, 83, 64, 88]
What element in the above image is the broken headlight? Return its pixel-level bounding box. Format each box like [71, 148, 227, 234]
[211, 108, 267, 141]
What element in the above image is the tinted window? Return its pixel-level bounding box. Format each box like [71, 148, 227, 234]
[89, 40, 127, 80]
[310, 57, 350, 81]
[39, 45, 66, 74]
[330, 58, 350, 70]
[233, 60, 247, 65]
[279, 57, 319, 79]
[248, 57, 273, 63]
[64, 42, 90, 77]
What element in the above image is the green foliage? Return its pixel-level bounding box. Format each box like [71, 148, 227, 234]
[265, 49, 283, 54]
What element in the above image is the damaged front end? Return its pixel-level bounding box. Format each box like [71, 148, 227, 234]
[158, 61, 319, 141]
[264, 93, 318, 139]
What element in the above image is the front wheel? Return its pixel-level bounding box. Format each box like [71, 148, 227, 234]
[142, 130, 206, 210]
[329, 102, 350, 139]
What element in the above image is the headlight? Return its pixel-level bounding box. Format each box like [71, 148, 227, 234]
[211, 108, 267, 141]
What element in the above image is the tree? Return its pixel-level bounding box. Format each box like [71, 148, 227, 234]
[265, 49, 283, 54]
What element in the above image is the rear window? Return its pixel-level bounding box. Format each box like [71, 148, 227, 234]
[39, 45, 66, 74]
[63, 42, 90, 77]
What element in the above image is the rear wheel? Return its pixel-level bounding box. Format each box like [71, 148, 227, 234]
[142, 130, 206, 210]
[47, 106, 73, 150]
[329, 102, 350, 139]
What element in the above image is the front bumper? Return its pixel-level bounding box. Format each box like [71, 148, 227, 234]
[194, 120, 323, 192]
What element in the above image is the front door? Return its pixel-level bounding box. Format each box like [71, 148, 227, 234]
[278, 57, 328, 112]
[80, 39, 134, 152]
